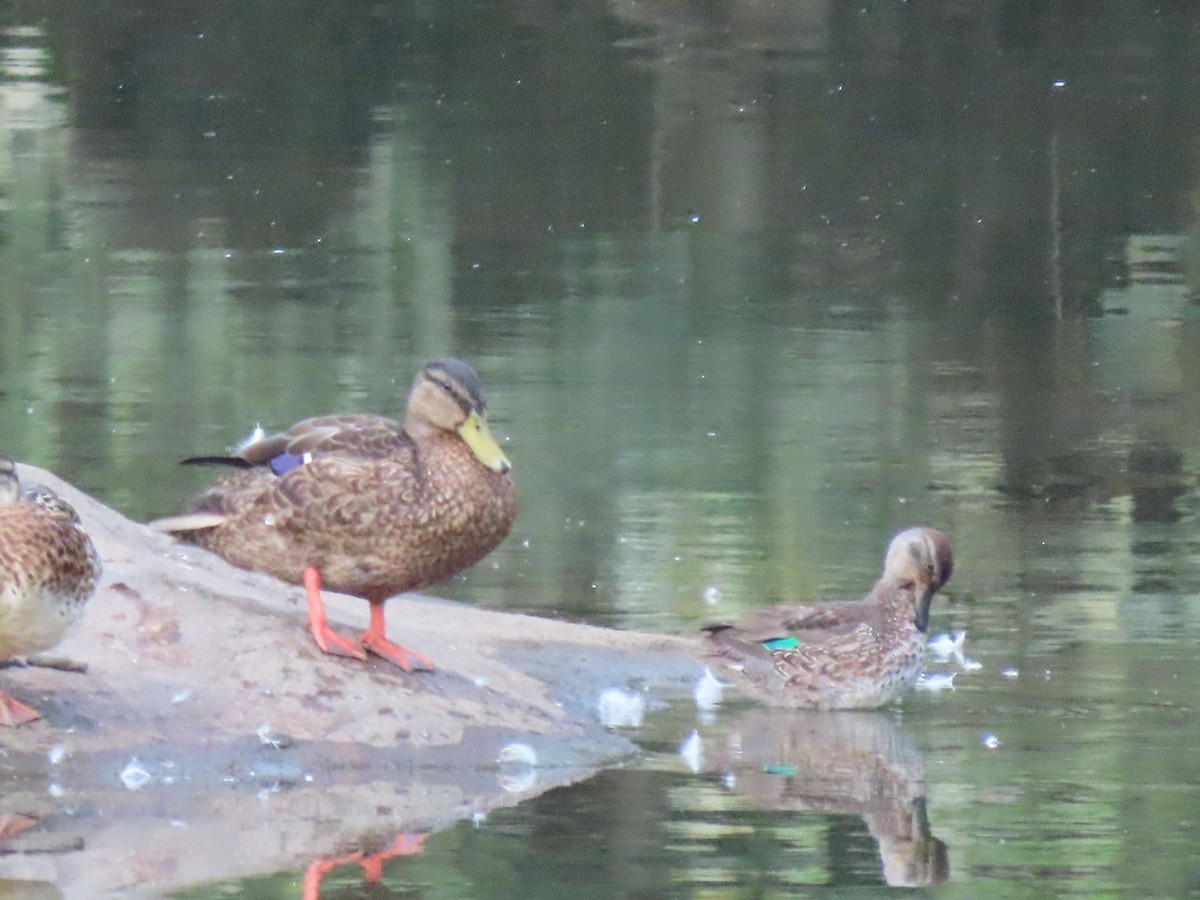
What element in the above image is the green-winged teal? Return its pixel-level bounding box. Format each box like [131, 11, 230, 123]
[0, 457, 102, 726]
[151, 359, 517, 673]
[704, 527, 953, 710]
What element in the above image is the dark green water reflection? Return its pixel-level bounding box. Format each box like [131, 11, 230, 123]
[5, 0, 1200, 895]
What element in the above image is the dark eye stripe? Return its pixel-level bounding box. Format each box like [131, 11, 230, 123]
[426, 374, 474, 414]
[423, 359, 487, 415]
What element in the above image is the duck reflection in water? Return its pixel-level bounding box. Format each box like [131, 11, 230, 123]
[705, 709, 948, 887]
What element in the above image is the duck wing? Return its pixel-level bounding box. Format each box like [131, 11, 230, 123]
[727, 596, 877, 641]
[182, 415, 409, 469]
[269, 452, 423, 538]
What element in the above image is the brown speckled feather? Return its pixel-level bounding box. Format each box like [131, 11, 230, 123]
[705, 527, 953, 710]
[0, 460, 102, 661]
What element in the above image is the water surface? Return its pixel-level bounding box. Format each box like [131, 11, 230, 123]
[4, 1, 1200, 895]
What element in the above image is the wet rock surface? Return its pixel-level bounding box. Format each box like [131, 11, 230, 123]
[0, 464, 701, 898]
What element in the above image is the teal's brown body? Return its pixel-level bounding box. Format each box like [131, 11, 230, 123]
[705, 527, 953, 710]
[154, 359, 517, 670]
[0, 458, 101, 725]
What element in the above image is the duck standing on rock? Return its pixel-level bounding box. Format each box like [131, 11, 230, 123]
[0, 457, 102, 726]
[151, 358, 517, 673]
[704, 527, 953, 710]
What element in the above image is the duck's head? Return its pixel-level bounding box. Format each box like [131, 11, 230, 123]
[18, 483, 83, 523]
[0, 457, 18, 504]
[882, 527, 953, 632]
[406, 358, 512, 474]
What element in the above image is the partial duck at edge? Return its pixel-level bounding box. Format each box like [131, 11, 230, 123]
[0, 457, 101, 726]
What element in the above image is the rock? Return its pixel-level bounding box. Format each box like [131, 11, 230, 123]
[0, 464, 700, 898]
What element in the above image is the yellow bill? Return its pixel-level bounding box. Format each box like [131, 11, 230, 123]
[458, 410, 511, 473]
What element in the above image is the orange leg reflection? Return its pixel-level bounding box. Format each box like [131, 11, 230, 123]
[0, 814, 36, 844]
[302, 832, 428, 899]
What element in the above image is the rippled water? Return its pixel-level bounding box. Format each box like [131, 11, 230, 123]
[5, 1, 1200, 895]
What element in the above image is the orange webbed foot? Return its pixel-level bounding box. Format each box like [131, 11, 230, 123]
[361, 631, 435, 672]
[311, 622, 369, 661]
[361, 602, 434, 672]
[304, 566, 433, 671]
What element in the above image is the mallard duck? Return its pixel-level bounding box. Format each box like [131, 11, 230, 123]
[151, 358, 517, 672]
[0, 457, 102, 726]
[703, 527, 953, 710]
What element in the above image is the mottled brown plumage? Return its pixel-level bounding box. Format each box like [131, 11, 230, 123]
[0, 457, 102, 725]
[704, 527, 953, 710]
[152, 358, 517, 671]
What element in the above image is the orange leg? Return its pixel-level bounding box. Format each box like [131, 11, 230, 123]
[0, 692, 41, 727]
[302, 833, 428, 900]
[302, 850, 364, 900]
[358, 832, 429, 881]
[361, 603, 435, 672]
[0, 814, 36, 844]
[304, 565, 367, 661]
